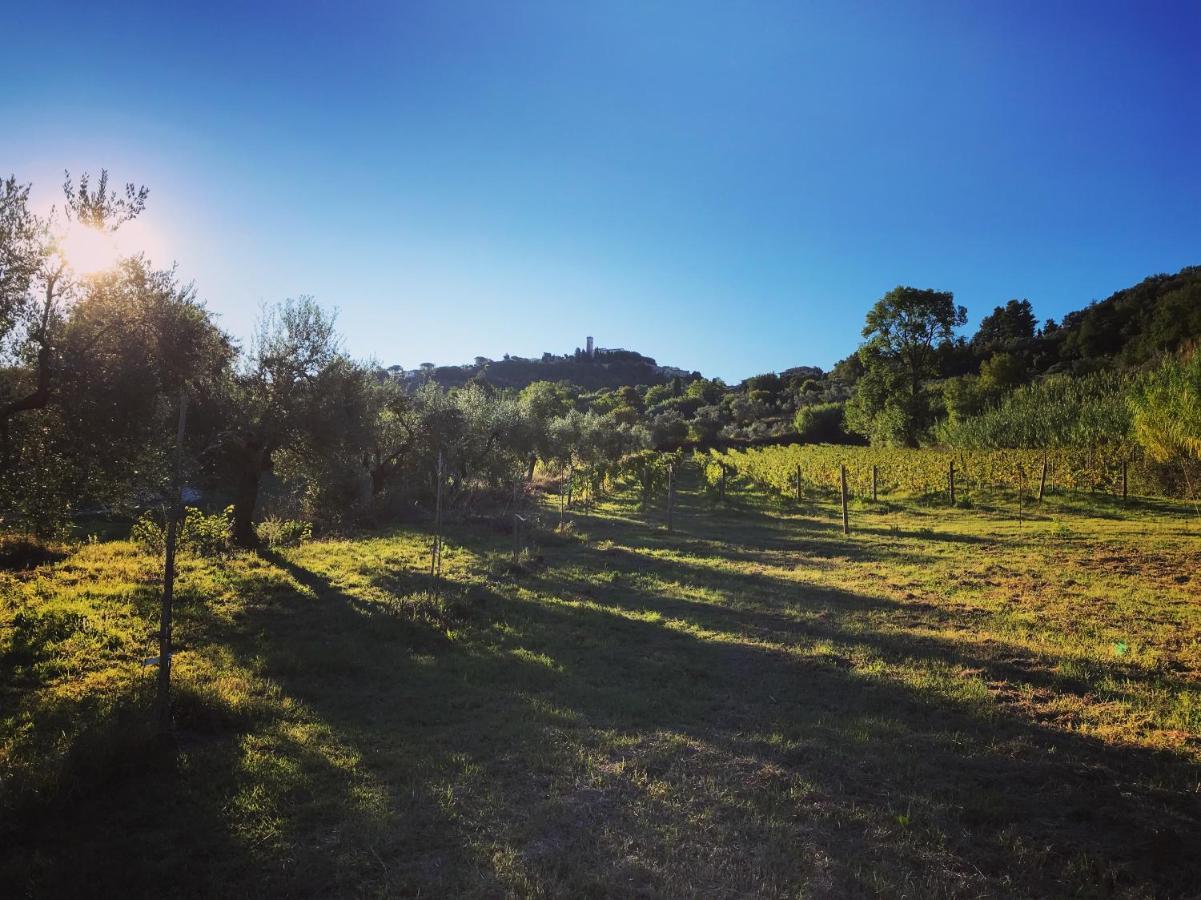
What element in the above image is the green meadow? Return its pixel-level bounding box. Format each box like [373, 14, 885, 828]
[3, 473, 1199, 898]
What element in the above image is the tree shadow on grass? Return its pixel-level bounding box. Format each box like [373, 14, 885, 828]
[8, 496, 1200, 898]
[488, 546, 1201, 895]
[0, 549, 464, 898]
[182, 522, 1201, 895]
[538, 535, 1201, 724]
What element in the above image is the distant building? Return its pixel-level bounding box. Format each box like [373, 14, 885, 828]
[586, 336, 594, 357]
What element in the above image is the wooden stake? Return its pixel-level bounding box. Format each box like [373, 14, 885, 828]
[512, 479, 521, 563]
[666, 463, 675, 533]
[948, 459, 956, 505]
[1038, 449, 1048, 503]
[871, 464, 878, 503]
[719, 462, 727, 501]
[1018, 465, 1024, 525]
[795, 464, 802, 502]
[1121, 460, 1128, 500]
[840, 464, 850, 535]
[431, 450, 444, 589]
[156, 388, 188, 736]
[559, 464, 566, 526]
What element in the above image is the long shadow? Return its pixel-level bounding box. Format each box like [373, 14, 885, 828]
[567, 474, 1201, 723]
[12, 484, 1199, 897]
[538, 536, 1201, 714]
[522, 552, 1200, 888]
[2, 694, 281, 897]
[580, 505, 947, 568]
[203, 517, 1201, 895]
[1, 549, 467, 898]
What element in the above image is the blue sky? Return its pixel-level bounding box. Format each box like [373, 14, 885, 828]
[3, 1, 1199, 381]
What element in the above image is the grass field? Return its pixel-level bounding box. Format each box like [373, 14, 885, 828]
[3, 471, 1200, 898]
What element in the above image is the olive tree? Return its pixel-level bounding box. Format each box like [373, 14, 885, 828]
[221, 297, 346, 546]
[0, 171, 147, 470]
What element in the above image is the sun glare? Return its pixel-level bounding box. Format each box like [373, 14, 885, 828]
[59, 222, 123, 275]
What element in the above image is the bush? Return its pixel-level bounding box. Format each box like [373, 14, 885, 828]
[131, 506, 232, 558]
[794, 402, 855, 443]
[1132, 351, 1201, 464]
[255, 516, 312, 549]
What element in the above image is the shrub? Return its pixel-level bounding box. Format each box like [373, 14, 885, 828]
[255, 516, 312, 549]
[131, 506, 232, 558]
[794, 402, 855, 443]
[1132, 351, 1201, 464]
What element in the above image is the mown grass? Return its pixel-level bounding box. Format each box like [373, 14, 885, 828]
[2, 471, 1199, 898]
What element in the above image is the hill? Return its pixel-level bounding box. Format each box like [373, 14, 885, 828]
[1042, 264, 1201, 372]
[392, 346, 697, 392]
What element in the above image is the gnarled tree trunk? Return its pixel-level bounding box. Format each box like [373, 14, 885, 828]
[231, 447, 265, 548]
[0, 344, 51, 471]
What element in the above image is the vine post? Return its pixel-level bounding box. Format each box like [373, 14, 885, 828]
[948, 459, 956, 505]
[559, 466, 567, 526]
[666, 462, 675, 534]
[795, 464, 802, 502]
[430, 450, 444, 593]
[840, 464, 850, 535]
[1017, 465, 1024, 525]
[871, 464, 878, 502]
[1122, 459, 1128, 500]
[512, 479, 521, 563]
[156, 387, 189, 737]
[1038, 449, 1048, 503]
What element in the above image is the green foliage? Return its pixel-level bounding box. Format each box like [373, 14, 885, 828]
[643, 383, 673, 408]
[848, 286, 967, 447]
[3, 169, 1200, 560]
[0, 420, 79, 538]
[977, 351, 1028, 394]
[611, 449, 681, 508]
[684, 377, 725, 405]
[518, 380, 576, 421]
[939, 371, 1132, 452]
[716, 441, 1169, 500]
[1131, 352, 1201, 466]
[648, 411, 689, 449]
[131, 506, 232, 558]
[940, 375, 987, 425]
[972, 299, 1036, 351]
[0, 176, 42, 338]
[793, 402, 853, 443]
[845, 362, 937, 447]
[743, 372, 782, 399]
[688, 405, 725, 444]
[255, 516, 312, 549]
[3, 463, 1200, 896]
[696, 450, 727, 499]
[1053, 266, 1201, 368]
[1, 254, 232, 537]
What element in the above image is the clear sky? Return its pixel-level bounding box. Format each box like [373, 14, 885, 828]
[3, 1, 1199, 381]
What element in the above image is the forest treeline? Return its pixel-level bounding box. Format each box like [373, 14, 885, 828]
[1, 171, 1199, 542]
